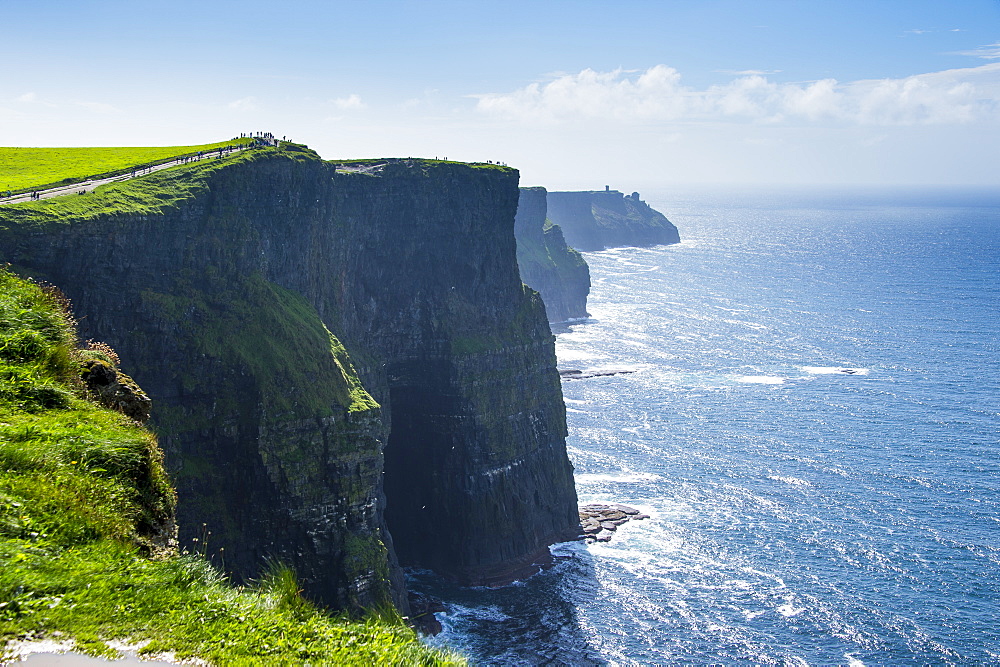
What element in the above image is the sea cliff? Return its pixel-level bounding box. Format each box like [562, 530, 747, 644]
[546, 188, 680, 250]
[514, 187, 591, 323]
[0, 268, 457, 664]
[0, 145, 579, 611]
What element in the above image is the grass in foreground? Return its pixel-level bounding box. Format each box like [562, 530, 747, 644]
[0, 140, 246, 193]
[0, 267, 461, 665]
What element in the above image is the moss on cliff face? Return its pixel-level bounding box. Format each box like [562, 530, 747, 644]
[0, 267, 459, 664]
[139, 273, 375, 421]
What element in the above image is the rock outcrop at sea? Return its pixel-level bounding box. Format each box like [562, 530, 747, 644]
[579, 503, 650, 543]
[560, 368, 637, 380]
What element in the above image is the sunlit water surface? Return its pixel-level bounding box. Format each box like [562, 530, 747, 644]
[414, 187, 1000, 665]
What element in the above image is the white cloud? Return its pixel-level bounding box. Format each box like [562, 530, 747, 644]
[15, 92, 57, 108]
[474, 63, 1000, 126]
[228, 96, 258, 111]
[401, 89, 442, 110]
[956, 42, 1000, 59]
[474, 65, 690, 122]
[76, 101, 120, 114]
[331, 94, 364, 110]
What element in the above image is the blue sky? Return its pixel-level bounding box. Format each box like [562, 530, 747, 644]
[2, 0, 998, 187]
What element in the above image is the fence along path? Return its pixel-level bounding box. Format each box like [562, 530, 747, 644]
[0, 136, 278, 205]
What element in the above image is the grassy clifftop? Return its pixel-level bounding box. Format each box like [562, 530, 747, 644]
[0, 267, 459, 665]
[0, 139, 249, 194]
[0, 142, 321, 228]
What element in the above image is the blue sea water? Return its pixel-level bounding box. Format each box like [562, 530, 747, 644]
[415, 186, 1000, 665]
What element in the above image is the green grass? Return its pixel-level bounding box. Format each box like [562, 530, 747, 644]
[0, 267, 461, 665]
[516, 219, 588, 279]
[328, 157, 516, 173]
[0, 139, 248, 194]
[0, 146, 261, 228]
[0, 144, 319, 229]
[140, 272, 378, 425]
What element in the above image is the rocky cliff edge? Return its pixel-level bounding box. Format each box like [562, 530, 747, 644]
[0, 145, 579, 611]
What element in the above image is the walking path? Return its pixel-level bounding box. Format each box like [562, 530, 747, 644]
[0, 135, 278, 206]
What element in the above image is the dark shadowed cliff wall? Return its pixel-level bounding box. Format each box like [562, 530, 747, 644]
[318, 161, 579, 584]
[514, 187, 590, 323]
[0, 147, 579, 609]
[546, 189, 680, 250]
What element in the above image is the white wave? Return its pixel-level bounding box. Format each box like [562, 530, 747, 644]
[564, 397, 587, 405]
[777, 602, 807, 617]
[439, 603, 512, 623]
[802, 366, 870, 375]
[845, 654, 867, 667]
[588, 543, 667, 574]
[555, 329, 596, 342]
[576, 472, 662, 484]
[556, 348, 598, 362]
[767, 475, 812, 487]
[737, 375, 785, 384]
[566, 408, 588, 414]
[549, 540, 588, 557]
[740, 566, 787, 589]
[723, 318, 770, 331]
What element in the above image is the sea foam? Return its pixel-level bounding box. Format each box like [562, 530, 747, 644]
[802, 366, 870, 375]
[737, 375, 785, 384]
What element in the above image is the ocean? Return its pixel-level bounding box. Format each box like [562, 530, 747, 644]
[414, 186, 1000, 665]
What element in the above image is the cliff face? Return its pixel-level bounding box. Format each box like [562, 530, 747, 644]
[0, 147, 579, 608]
[0, 274, 456, 665]
[546, 189, 680, 251]
[0, 150, 395, 612]
[323, 164, 579, 584]
[514, 187, 590, 323]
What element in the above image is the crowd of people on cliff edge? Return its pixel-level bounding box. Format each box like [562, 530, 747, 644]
[237, 131, 285, 147]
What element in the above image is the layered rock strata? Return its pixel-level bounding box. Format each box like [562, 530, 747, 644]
[579, 503, 649, 543]
[514, 187, 590, 323]
[0, 147, 579, 609]
[546, 188, 680, 251]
